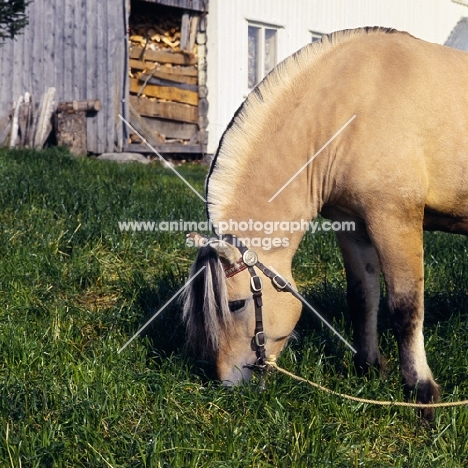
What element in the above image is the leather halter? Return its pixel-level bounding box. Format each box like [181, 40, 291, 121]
[221, 235, 294, 370]
[214, 234, 356, 373]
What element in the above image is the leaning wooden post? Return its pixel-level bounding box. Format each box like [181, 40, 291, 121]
[9, 95, 24, 149]
[34, 87, 57, 149]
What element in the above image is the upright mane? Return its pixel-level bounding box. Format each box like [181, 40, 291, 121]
[206, 26, 402, 227]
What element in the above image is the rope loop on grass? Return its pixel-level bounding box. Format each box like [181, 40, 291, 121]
[265, 358, 468, 409]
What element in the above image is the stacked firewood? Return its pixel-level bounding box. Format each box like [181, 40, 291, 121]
[129, 12, 188, 53]
[128, 8, 201, 147]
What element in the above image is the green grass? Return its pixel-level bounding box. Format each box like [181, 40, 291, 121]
[0, 148, 467, 467]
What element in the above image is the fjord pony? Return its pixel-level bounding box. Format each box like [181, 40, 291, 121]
[183, 27, 468, 418]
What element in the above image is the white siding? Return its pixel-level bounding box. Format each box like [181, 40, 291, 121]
[206, 0, 468, 154]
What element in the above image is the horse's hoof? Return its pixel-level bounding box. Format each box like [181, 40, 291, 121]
[405, 380, 440, 421]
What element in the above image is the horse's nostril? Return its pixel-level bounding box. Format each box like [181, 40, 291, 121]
[220, 365, 253, 386]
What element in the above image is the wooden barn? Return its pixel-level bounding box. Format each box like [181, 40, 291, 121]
[1, 0, 468, 158]
[0, 0, 208, 156]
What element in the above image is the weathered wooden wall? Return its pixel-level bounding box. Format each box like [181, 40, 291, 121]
[0, 0, 128, 154]
[140, 0, 207, 12]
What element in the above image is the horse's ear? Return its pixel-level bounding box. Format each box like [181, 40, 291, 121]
[209, 239, 239, 265]
[186, 232, 208, 248]
[186, 232, 239, 264]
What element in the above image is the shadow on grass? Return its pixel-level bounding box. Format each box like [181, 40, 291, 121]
[126, 266, 467, 385]
[424, 291, 468, 326]
[125, 271, 219, 381]
[291, 283, 468, 377]
[130, 278, 186, 354]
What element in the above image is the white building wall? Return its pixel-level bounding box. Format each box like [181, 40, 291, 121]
[206, 0, 468, 154]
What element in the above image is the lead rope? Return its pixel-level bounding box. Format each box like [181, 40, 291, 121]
[216, 236, 468, 408]
[265, 356, 468, 409]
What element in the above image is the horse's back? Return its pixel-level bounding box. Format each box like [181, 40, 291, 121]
[318, 32, 468, 231]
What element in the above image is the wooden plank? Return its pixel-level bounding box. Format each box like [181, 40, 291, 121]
[189, 15, 199, 52]
[139, 74, 198, 92]
[10, 97, 22, 148]
[57, 100, 101, 112]
[44, 0, 55, 96]
[180, 12, 190, 51]
[53, 0, 64, 97]
[34, 87, 56, 149]
[130, 46, 197, 65]
[102, 0, 114, 153]
[0, 115, 11, 146]
[18, 94, 33, 147]
[142, 116, 198, 140]
[137, 0, 207, 13]
[63, 1, 74, 103]
[20, 0, 32, 95]
[86, 0, 102, 153]
[129, 102, 165, 146]
[126, 143, 203, 154]
[74, 0, 88, 101]
[0, 29, 10, 108]
[130, 78, 198, 105]
[130, 96, 198, 123]
[129, 59, 198, 77]
[31, 0, 44, 102]
[106, 1, 124, 152]
[121, 0, 131, 148]
[137, 69, 197, 86]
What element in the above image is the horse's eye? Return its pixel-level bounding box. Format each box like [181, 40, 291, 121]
[228, 300, 246, 313]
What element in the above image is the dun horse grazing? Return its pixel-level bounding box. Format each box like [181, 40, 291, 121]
[183, 27, 468, 419]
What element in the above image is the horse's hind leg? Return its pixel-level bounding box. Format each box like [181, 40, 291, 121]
[368, 212, 439, 419]
[336, 229, 382, 373]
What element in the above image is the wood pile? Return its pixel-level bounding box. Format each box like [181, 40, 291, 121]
[1, 87, 56, 150]
[128, 8, 204, 148]
[129, 10, 194, 54]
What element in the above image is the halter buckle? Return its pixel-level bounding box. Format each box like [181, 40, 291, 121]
[250, 275, 263, 292]
[272, 274, 288, 290]
[254, 331, 267, 347]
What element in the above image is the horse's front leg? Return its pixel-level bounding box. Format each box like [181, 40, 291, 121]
[369, 212, 440, 419]
[336, 229, 382, 373]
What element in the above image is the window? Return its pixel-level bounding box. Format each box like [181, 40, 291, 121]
[248, 23, 278, 88]
[310, 31, 323, 43]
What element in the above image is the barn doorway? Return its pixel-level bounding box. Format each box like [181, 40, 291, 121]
[127, 0, 208, 157]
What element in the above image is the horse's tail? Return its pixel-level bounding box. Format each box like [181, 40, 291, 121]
[182, 245, 231, 359]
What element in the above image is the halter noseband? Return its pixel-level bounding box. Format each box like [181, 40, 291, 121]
[221, 235, 292, 370]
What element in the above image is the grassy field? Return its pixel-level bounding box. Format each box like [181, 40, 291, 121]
[0, 148, 467, 467]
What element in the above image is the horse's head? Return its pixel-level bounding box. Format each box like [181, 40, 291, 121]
[183, 233, 302, 385]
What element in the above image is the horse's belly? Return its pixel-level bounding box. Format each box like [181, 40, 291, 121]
[423, 208, 468, 235]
